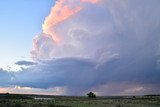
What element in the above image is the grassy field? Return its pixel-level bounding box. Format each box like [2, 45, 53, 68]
[0, 94, 159, 107]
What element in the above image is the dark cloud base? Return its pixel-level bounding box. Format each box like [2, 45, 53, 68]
[1, 56, 160, 95]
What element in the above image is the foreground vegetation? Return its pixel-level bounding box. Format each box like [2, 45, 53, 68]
[0, 93, 159, 107]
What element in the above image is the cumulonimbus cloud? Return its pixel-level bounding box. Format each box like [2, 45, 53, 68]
[1, 0, 160, 95]
[31, 0, 102, 60]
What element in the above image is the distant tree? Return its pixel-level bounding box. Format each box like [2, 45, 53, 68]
[87, 92, 96, 98]
[133, 96, 136, 99]
[5, 92, 9, 95]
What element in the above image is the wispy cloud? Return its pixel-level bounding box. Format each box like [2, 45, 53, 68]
[15, 60, 37, 66]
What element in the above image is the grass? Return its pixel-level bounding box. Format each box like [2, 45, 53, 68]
[0, 94, 159, 107]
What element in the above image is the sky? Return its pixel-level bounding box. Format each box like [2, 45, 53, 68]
[0, 0, 53, 70]
[0, 0, 160, 96]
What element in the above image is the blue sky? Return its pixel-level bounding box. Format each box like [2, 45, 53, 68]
[0, 0, 54, 70]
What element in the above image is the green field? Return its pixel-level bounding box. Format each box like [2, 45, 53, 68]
[0, 94, 159, 107]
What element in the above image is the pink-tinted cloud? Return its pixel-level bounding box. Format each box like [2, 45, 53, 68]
[31, 0, 102, 60]
[42, 0, 82, 43]
[42, 0, 100, 44]
[81, 0, 99, 4]
[0, 86, 65, 95]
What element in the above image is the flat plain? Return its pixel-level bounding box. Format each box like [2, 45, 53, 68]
[0, 94, 159, 107]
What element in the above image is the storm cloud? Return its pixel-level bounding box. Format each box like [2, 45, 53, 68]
[1, 0, 160, 95]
